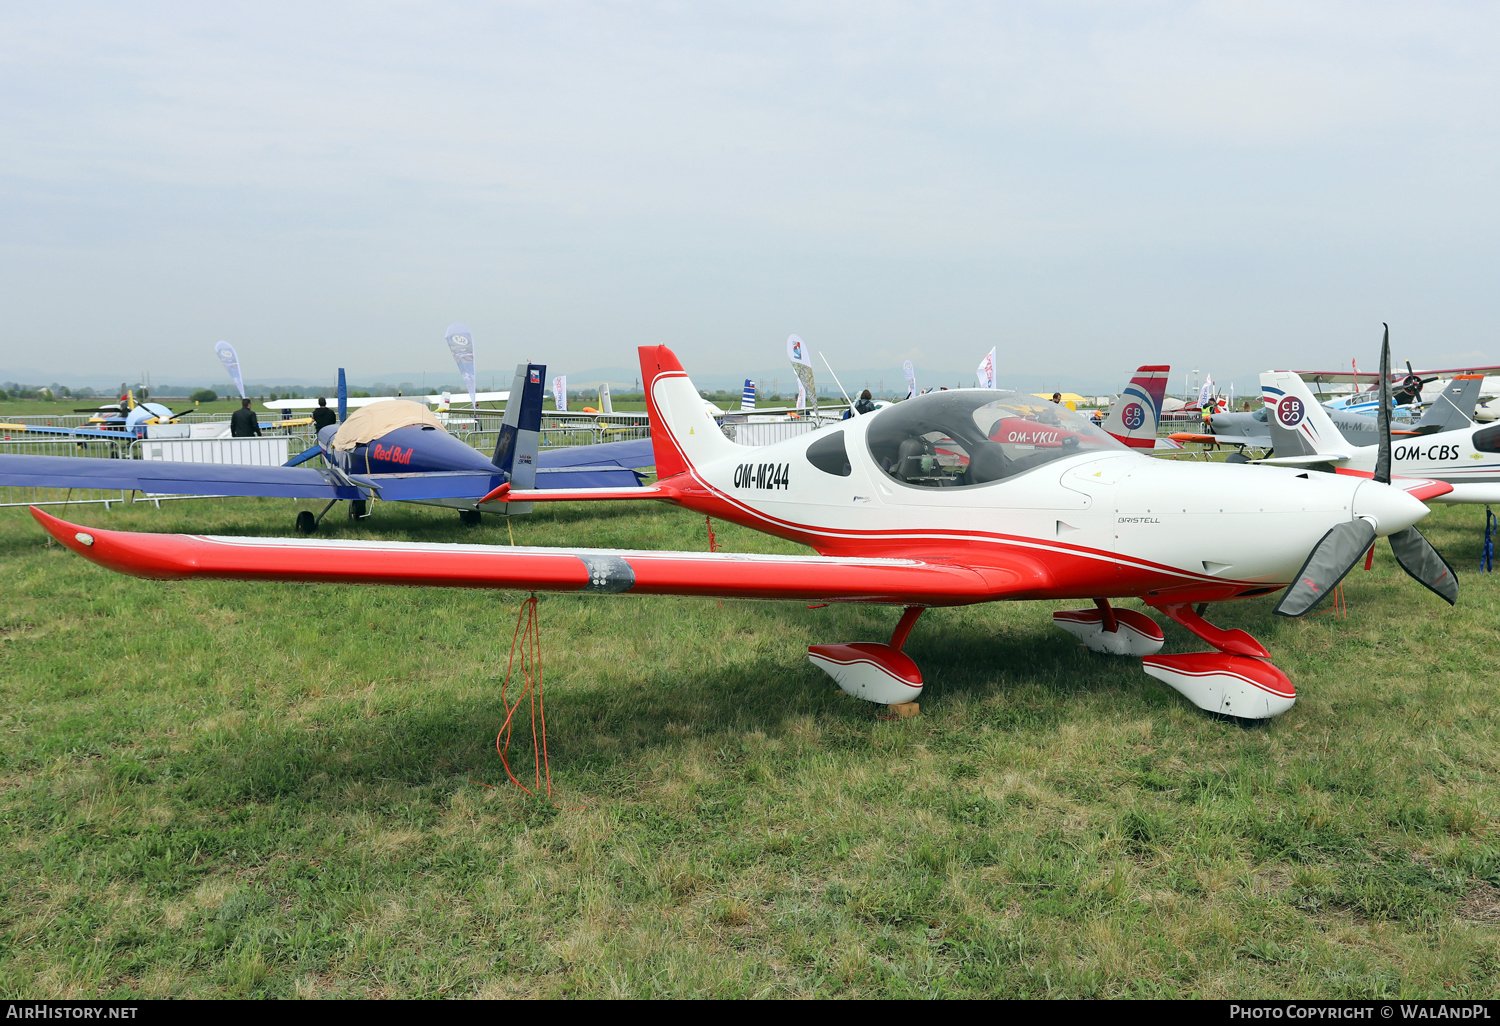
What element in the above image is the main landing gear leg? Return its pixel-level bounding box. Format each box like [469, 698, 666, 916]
[807, 606, 926, 708]
[1052, 598, 1166, 656]
[1140, 602, 1296, 721]
[295, 499, 340, 534]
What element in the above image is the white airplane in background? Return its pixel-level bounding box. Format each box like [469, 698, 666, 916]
[263, 390, 511, 413]
[1258, 335, 1500, 505]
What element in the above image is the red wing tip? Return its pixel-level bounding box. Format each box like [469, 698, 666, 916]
[1407, 480, 1455, 501]
[28, 506, 91, 554]
[479, 482, 512, 503]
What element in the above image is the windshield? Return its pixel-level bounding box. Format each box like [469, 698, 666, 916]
[866, 390, 1128, 487]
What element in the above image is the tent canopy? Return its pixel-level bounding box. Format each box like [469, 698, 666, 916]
[331, 400, 444, 451]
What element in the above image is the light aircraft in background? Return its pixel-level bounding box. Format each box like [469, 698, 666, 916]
[1300, 360, 1500, 411]
[35, 336, 1458, 724]
[0, 364, 652, 532]
[264, 389, 511, 429]
[1255, 354, 1500, 505]
[1171, 375, 1485, 455]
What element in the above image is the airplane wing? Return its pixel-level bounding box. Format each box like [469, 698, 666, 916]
[0, 454, 366, 499]
[1295, 365, 1500, 383]
[262, 391, 510, 411]
[1293, 371, 1381, 385]
[1328, 468, 1455, 503]
[0, 423, 138, 441]
[29, 508, 1044, 605]
[539, 438, 655, 469]
[1250, 453, 1351, 467]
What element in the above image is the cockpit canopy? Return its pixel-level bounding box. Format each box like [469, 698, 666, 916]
[866, 390, 1127, 488]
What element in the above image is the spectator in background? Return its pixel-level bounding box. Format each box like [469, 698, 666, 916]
[230, 398, 261, 437]
[312, 397, 337, 431]
[854, 389, 877, 415]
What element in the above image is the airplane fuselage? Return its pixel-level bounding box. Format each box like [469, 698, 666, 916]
[648, 386, 1426, 605]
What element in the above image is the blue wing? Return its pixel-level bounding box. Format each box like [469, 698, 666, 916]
[0, 437, 654, 503]
[0, 454, 364, 499]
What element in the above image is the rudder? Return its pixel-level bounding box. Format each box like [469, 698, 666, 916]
[639, 346, 741, 479]
[1416, 375, 1482, 433]
[1102, 365, 1169, 449]
[1260, 371, 1351, 457]
[492, 362, 545, 514]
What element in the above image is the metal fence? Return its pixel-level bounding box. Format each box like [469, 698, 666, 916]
[717, 414, 834, 446]
[460, 411, 652, 454]
[0, 437, 130, 459]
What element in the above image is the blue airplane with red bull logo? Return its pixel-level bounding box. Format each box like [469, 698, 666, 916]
[0, 363, 652, 532]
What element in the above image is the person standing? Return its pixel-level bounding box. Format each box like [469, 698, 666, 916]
[230, 398, 261, 437]
[311, 397, 336, 431]
[854, 389, 877, 415]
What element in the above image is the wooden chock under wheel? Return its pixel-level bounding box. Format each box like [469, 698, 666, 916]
[882, 701, 920, 720]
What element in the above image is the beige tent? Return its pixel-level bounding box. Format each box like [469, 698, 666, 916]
[330, 400, 444, 451]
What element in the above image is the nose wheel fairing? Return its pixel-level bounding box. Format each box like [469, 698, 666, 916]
[1142, 653, 1296, 719]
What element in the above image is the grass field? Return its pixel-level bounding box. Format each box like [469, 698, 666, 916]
[1, 494, 1498, 998]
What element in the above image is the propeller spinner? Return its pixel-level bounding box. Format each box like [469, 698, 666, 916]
[1275, 325, 1458, 616]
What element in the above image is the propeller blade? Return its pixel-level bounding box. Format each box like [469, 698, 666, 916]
[1375, 324, 1392, 485]
[1388, 526, 1458, 605]
[1275, 518, 1378, 617]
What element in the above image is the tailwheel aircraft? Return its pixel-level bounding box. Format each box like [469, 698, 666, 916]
[32, 340, 1459, 723]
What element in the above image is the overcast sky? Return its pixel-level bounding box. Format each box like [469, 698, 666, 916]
[3, 2, 1499, 390]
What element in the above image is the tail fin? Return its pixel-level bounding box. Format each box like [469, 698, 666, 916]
[1415, 375, 1481, 433]
[1102, 365, 1169, 449]
[598, 381, 613, 414]
[640, 346, 740, 479]
[492, 362, 545, 514]
[1260, 371, 1352, 457]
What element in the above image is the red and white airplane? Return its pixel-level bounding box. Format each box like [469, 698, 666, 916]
[30, 343, 1459, 722]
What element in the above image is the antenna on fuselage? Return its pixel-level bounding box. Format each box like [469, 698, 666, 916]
[819, 352, 856, 416]
[337, 368, 347, 423]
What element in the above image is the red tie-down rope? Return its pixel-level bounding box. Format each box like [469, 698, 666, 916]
[705, 516, 719, 552]
[494, 594, 551, 798]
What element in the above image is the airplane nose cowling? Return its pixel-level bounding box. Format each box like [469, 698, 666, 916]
[1351, 481, 1429, 536]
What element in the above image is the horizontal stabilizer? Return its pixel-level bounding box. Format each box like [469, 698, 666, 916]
[480, 481, 676, 504]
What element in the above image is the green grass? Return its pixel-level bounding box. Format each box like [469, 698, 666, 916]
[1, 496, 1498, 997]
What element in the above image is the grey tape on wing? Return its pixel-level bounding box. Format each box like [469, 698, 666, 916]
[1275, 518, 1377, 617]
[1389, 526, 1459, 605]
[577, 554, 635, 593]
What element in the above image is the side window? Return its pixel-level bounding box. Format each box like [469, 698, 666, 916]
[806, 430, 851, 477]
[1474, 425, 1500, 453]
